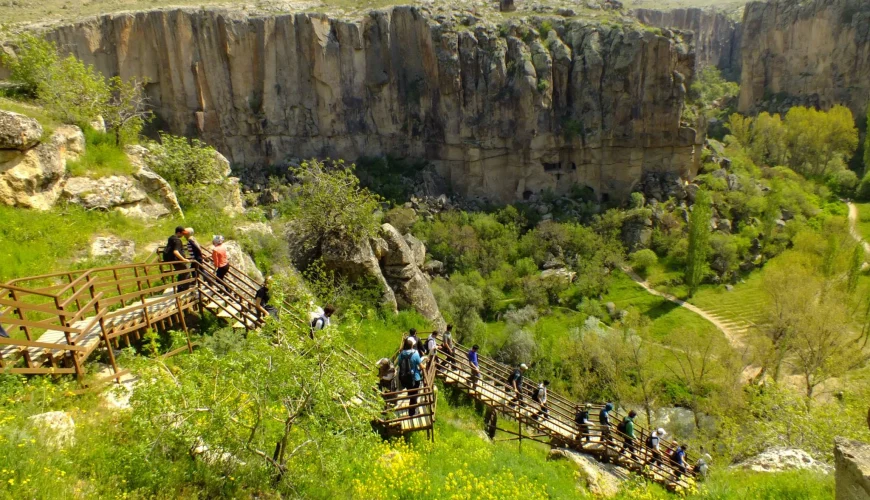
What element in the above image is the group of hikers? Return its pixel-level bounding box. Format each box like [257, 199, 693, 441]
[162, 226, 336, 330]
[377, 326, 706, 482]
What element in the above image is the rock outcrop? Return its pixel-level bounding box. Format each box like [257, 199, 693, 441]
[0, 113, 82, 210]
[738, 0, 870, 117]
[44, 7, 700, 203]
[735, 447, 833, 474]
[27, 411, 76, 449]
[220, 240, 265, 284]
[548, 448, 623, 497]
[835, 437, 870, 500]
[631, 8, 742, 79]
[90, 236, 136, 262]
[321, 224, 444, 327]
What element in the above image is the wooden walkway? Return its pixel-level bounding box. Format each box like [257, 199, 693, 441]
[434, 344, 697, 491]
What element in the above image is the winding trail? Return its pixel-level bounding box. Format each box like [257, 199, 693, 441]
[621, 267, 747, 351]
[847, 202, 870, 254]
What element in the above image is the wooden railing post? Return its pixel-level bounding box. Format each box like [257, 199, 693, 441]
[95, 291, 119, 384]
[174, 295, 193, 353]
[111, 269, 124, 306]
[68, 273, 83, 312]
[54, 295, 83, 383]
[8, 290, 33, 342]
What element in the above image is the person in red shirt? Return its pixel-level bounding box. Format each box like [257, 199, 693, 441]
[212, 235, 230, 292]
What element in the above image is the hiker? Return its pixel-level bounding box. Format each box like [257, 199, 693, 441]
[672, 444, 688, 480]
[467, 344, 480, 390]
[442, 324, 456, 369]
[532, 380, 550, 420]
[600, 402, 614, 449]
[310, 305, 335, 338]
[184, 227, 203, 265]
[424, 331, 439, 357]
[397, 338, 423, 416]
[163, 226, 191, 292]
[212, 235, 230, 292]
[506, 363, 528, 406]
[377, 358, 397, 392]
[619, 410, 638, 461]
[254, 275, 279, 319]
[694, 447, 711, 479]
[406, 328, 419, 349]
[575, 404, 592, 443]
[646, 427, 667, 469]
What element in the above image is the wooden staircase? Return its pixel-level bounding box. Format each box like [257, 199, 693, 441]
[434, 343, 697, 491]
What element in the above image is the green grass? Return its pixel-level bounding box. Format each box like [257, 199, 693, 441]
[65, 129, 135, 178]
[855, 202, 870, 242]
[603, 271, 721, 341]
[689, 272, 766, 328]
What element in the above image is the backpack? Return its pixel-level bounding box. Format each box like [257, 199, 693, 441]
[162, 238, 176, 262]
[426, 337, 437, 354]
[647, 435, 659, 448]
[398, 351, 414, 388]
[599, 409, 609, 425]
[617, 418, 629, 434]
[670, 449, 683, 463]
[532, 386, 543, 403]
[310, 316, 326, 331]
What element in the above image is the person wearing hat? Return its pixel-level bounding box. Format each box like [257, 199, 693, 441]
[646, 427, 667, 469]
[211, 235, 230, 292]
[506, 363, 528, 406]
[575, 404, 593, 443]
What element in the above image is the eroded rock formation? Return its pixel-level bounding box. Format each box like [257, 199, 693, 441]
[44, 7, 700, 203]
[739, 0, 870, 116]
[631, 8, 742, 80]
[835, 437, 870, 500]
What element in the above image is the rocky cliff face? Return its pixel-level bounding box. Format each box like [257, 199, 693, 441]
[739, 0, 870, 116]
[631, 8, 742, 80]
[835, 437, 870, 500]
[43, 7, 699, 203]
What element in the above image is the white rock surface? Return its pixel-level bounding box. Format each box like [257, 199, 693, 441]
[0, 110, 42, 150]
[90, 236, 136, 262]
[548, 448, 622, 497]
[736, 448, 833, 474]
[27, 411, 76, 449]
[218, 240, 264, 283]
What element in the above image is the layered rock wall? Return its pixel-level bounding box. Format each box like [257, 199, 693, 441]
[835, 437, 870, 500]
[44, 7, 699, 203]
[631, 8, 742, 80]
[738, 0, 870, 116]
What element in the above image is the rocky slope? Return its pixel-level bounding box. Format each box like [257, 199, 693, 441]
[631, 8, 742, 80]
[42, 7, 700, 203]
[738, 0, 870, 116]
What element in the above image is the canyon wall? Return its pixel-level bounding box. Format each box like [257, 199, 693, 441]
[43, 7, 699, 203]
[739, 0, 870, 116]
[631, 8, 742, 80]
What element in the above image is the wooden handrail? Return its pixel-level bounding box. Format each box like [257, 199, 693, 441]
[0, 337, 88, 352]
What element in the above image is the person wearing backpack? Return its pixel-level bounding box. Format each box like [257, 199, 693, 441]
[424, 331, 438, 358]
[531, 380, 550, 420]
[506, 363, 528, 407]
[672, 444, 688, 480]
[466, 344, 480, 391]
[397, 338, 423, 416]
[599, 402, 614, 450]
[575, 404, 592, 443]
[163, 226, 191, 292]
[646, 427, 666, 468]
[619, 410, 637, 462]
[310, 305, 335, 338]
[406, 328, 419, 349]
[442, 324, 456, 369]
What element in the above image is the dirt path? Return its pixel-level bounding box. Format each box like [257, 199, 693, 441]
[847, 202, 870, 254]
[621, 268, 747, 352]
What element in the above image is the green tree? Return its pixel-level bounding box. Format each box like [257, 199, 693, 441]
[1, 32, 58, 97]
[145, 132, 228, 208]
[37, 54, 110, 126]
[289, 159, 382, 248]
[784, 105, 858, 177]
[685, 189, 713, 295]
[103, 76, 151, 145]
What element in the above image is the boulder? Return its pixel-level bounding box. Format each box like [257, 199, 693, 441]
[381, 224, 445, 329]
[541, 268, 576, 284]
[403, 233, 426, 268]
[423, 260, 445, 275]
[27, 411, 75, 449]
[235, 222, 274, 237]
[0, 126, 77, 210]
[548, 448, 621, 497]
[90, 236, 136, 262]
[735, 448, 833, 474]
[220, 240, 264, 284]
[321, 235, 398, 312]
[836, 438, 870, 500]
[0, 110, 42, 150]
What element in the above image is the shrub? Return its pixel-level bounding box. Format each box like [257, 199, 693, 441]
[629, 249, 657, 274]
[826, 169, 859, 198]
[383, 206, 417, 233]
[1, 33, 58, 97]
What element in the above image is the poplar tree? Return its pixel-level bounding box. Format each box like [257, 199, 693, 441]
[685, 189, 712, 296]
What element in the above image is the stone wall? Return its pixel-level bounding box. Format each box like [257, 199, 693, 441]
[631, 7, 742, 80]
[42, 7, 700, 203]
[738, 0, 870, 117]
